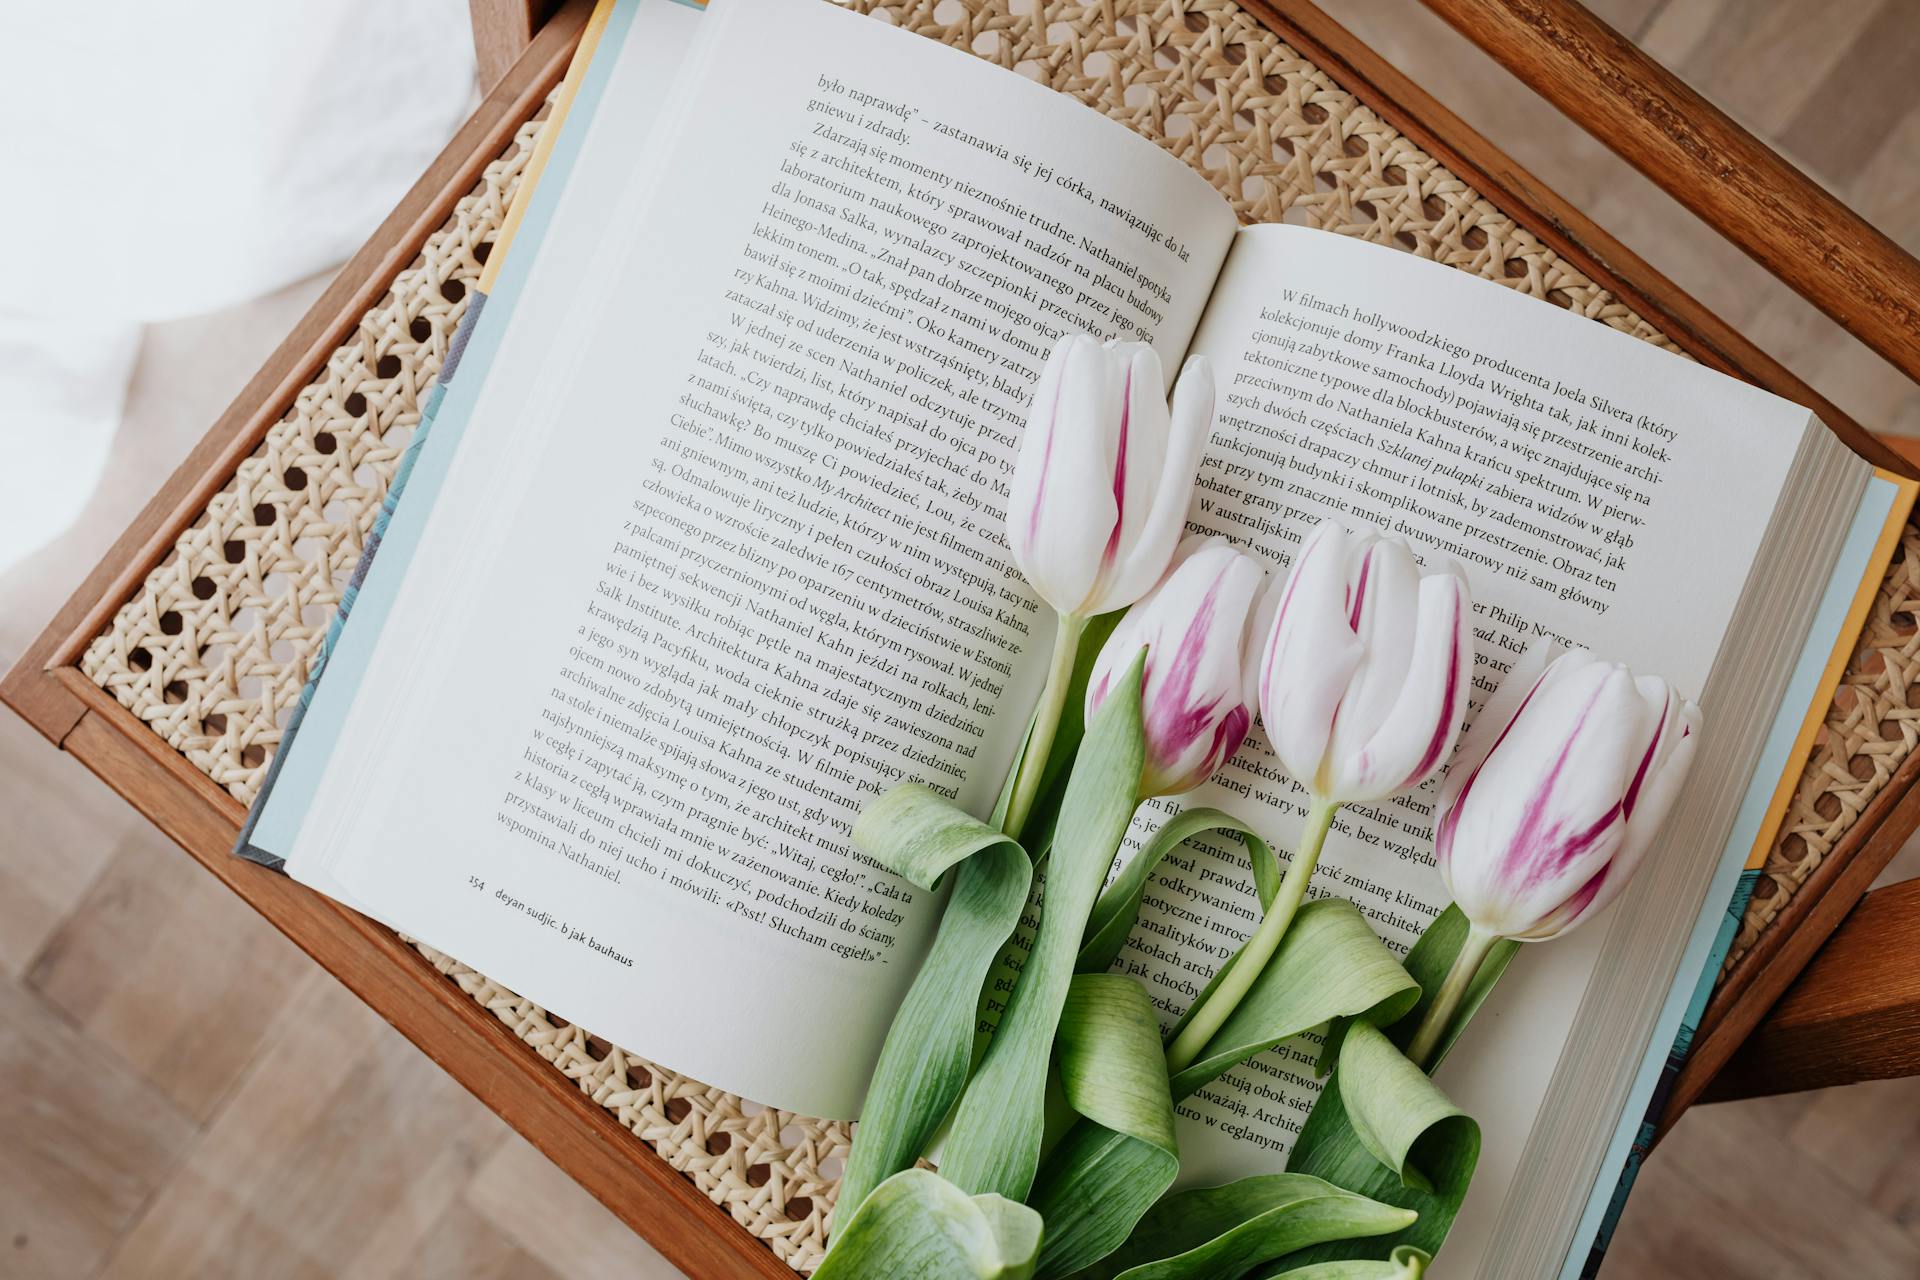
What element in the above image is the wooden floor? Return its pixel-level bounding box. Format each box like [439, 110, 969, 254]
[4, 2, 1919, 1277]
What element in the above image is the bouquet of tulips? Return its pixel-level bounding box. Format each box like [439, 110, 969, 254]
[816, 335, 1701, 1280]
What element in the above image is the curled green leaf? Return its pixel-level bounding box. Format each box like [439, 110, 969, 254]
[1057, 975, 1178, 1158]
[1075, 1174, 1416, 1280]
[1076, 807, 1280, 976]
[815, 1168, 1041, 1280]
[1330, 1022, 1463, 1194]
[941, 652, 1147, 1202]
[1281, 906, 1516, 1267]
[1255, 1245, 1431, 1279]
[838, 786, 1033, 1222]
[851, 782, 1022, 894]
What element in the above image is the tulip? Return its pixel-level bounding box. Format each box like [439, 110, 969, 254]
[1000, 334, 1216, 839]
[1405, 640, 1700, 1068]
[1008, 335, 1215, 621]
[1166, 520, 1474, 1073]
[1259, 520, 1474, 805]
[1085, 536, 1272, 799]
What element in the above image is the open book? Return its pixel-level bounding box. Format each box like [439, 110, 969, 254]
[241, 0, 1911, 1274]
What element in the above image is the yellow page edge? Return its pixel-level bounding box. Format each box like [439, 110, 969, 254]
[479, 0, 620, 294]
[1746, 466, 1918, 870]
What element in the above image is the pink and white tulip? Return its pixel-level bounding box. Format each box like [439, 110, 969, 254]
[1435, 641, 1700, 942]
[1086, 536, 1272, 797]
[1257, 520, 1473, 805]
[1007, 335, 1214, 619]
[1162, 521, 1472, 1074]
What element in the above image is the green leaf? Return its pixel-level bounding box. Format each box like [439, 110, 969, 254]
[973, 613, 1127, 1061]
[1003, 610, 1128, 838]
[1026, 1112, 1176, 1280]
[1074, 1175, 1416, 1280]
[1330, 1022, 1463, 1194]
[853, 783, 1027, 895]
[1023, 972, 1184, 1274]
[1167, 901, 1421, 1100]
[970, 611, 1127, 1059]
[1279, 906, 1519, 1268]
[941, 651, 1147, 1201]
[815, 1168, 1042, 1280]
[1056, 975, 1178, 1157]
[1029, 900, 1420, 1279]
[832, 616, 1125, 1229]
[1254, 1245, 1430, 1279]
[838, 787, 1034, 1221]
[1076, 807, 1279, 976]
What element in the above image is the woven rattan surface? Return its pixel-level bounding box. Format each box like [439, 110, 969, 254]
[76, 0, 1920, 1270]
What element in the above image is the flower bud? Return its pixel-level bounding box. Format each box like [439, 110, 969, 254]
[1086, 536, 1272, 797]
[1008, 334, 1215, 619]
[1436, 641, 1701, 941]
[1257, 520, 1472, 804]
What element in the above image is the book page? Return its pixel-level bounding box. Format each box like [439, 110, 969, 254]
[1108, 224, 1819, 1267]
[314, 0, 1237, 1120]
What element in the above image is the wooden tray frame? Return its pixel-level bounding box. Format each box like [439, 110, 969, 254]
[7, 1, 1918, 1273]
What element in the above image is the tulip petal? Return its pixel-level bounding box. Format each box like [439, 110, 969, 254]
[1440, 658, 1648, 936]
[1333, 567, 1472, 802]
[1090, 354, 1214, 613]
[1436, 642, 1702, 943]
[1535, 683, 1700, 938]
[1323, 538, 1422, 792]
[1088, 536, 1267, 797]
[1437, 636, 1560, 819]
[1241, 568, 1287, 710]
[1259, 521, 1363, 793]
[1097, 344, 1171, 578]
[1012, 337, 1121, 614]
[1007, 334, 1073, 574]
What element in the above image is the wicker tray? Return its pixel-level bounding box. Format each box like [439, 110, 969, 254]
[60, 1, 1920, 1272]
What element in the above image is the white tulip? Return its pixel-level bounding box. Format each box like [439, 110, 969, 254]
[1258, 520, 1473, 804]
[1007, 334, 1214, 619]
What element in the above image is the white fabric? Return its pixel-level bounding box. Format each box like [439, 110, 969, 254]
[0, 0, 476, 568]
[0, 313, 139, 570]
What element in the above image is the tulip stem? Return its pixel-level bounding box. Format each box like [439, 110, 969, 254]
[1002, 612, 1086, 841]
[1165, 797, 1338, 1075]
[1406, 925, 1500, 1072]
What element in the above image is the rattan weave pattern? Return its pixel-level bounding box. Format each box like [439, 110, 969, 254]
[1726, 533, 1920, 970]
[76, 0, 1920, 1270]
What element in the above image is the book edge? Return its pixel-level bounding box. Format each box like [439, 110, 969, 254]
[234, 0, 631, 869]
[1568, 467, 1916, 1278]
